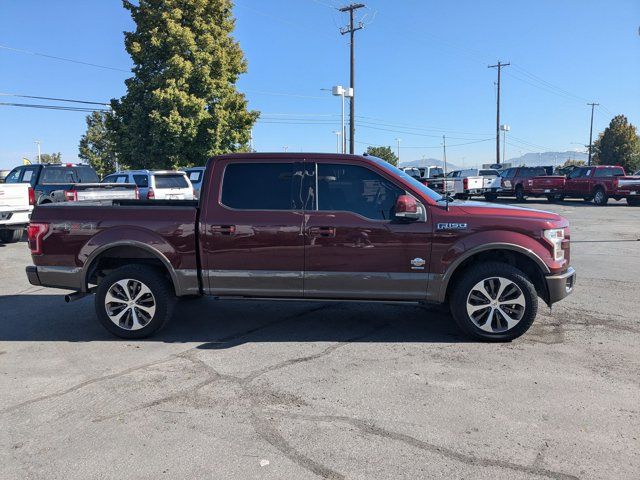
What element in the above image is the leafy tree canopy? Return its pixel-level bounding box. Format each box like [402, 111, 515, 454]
[37, 153, 62, 164]
[110, 0, 259, 170]
[365, 145, 399, 166]
[593, 114, 640, 173]
[79, 111, 118, 177]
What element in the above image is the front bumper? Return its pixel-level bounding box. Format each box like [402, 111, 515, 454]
[26, 265, 83, 291]
[545, 267, 576, 305]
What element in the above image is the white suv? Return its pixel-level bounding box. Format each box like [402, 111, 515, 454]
[103, 170, 195, 200]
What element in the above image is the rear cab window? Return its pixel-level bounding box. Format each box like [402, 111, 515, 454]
[595, 167, 624, 177]
[221, 163, 294, 210]
[154, 174, 189, 189]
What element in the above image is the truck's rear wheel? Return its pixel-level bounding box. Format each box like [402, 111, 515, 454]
[95, 265, 175, 339]
[484, 193, 498, 202]
[449, 262, 538, 342]
[593, 188, 608, 206]
[0, 229, 22, 243]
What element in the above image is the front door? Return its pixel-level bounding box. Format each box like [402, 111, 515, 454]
[202, 159, 306, 297]
[304, 161, 432, 300]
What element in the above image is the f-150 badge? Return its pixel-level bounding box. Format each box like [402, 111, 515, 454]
[437, 223, 468, 231]
[411, 257, 426, 270]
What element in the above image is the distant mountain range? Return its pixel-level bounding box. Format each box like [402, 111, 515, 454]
[400, 151, 587, 171]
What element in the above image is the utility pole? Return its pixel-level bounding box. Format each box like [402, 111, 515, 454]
[488, 61, 509, 164]
[339, 3, 365, 154]
[333, 131, 341, 153]
[587, 102, 599, 166]
[395, 138, 401, 163]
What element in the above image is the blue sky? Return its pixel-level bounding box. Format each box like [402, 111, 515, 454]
[1, 0, 639, 171]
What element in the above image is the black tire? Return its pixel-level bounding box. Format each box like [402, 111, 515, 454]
[95, 265, 176, 339]
[515, 185, 526, 202]
[0, 229, 22, 243]
[593, 187, 608, 206]
[484, 193, 498, 202]
[545, 195, 557, 202]
[628, 197, 640, 206]
[449, 262, 538, 342]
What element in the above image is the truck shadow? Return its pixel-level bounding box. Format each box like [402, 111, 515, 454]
[0, 294, 468, 345]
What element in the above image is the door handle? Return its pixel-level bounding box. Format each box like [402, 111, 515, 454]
[308, 226, 336, 237]
[210, 225, 236, 235]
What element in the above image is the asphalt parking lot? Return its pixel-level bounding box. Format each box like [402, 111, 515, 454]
[1, 199, 639, 480]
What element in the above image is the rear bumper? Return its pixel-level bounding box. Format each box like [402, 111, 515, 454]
[545, 267, 576, 305]
[0, 209, 31, 227]
[26, 265, 83, 291]
[530, 188, 563, 195]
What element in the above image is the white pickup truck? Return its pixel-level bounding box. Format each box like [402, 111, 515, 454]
[0, 183, 33, 243]
[445, 169, 497, 199]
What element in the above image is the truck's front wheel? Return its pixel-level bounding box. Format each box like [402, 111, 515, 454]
[449, 262, 538, 342]
[95, 265, 176, 339]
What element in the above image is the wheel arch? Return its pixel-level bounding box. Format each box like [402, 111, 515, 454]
[439, 244, 550, 305]
[82, 241, 179, 295]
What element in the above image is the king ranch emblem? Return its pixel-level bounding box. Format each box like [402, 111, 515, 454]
[411, 257, 426, 270]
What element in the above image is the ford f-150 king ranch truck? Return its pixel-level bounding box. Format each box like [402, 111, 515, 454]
[25, 153, 576, 342]
[4, 164, 138, 204]
[529, 165, 640, 206]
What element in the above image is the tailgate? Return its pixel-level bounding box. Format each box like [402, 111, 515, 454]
[617, 177, 640, 192]
[532, 176, 565, 188]
[74, 183, 138, 201]
[0, 184, 30, 211]
[466, 177, 483, 189]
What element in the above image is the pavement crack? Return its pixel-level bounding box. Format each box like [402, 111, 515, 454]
[269, 411, 579, 480]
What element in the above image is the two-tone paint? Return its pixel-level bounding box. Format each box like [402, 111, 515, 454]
[26, 153, 575, 306]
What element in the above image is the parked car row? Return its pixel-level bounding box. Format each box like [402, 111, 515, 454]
[403, 164, 640, 206]
[0, 163, 207, 243]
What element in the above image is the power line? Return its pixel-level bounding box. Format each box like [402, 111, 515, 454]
[0, 102, 108, 113]
[0, 44, 129, 73]
[0, 92, 109, 106]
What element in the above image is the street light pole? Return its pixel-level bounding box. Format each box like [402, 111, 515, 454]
[500, 124, 510, 165]
[34, 140, 42, 164]
[333, 131, 341, 153]
[395, 138, 401, 163]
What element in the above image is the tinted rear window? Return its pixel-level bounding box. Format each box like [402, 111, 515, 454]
[221, 163, 293, 210]
[75, 166, 100, 183]
[594, 167, 624, 177]
[154, 174, 188, 189]
[133, 174, 149, 187]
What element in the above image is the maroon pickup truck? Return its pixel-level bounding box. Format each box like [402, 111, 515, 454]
[529, 165, 640, 205]
[25, 153, 575, 342]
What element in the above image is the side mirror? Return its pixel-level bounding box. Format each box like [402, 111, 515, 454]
[394, 194, 421, 220]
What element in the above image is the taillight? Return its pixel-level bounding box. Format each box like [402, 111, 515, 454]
[27, 222, 49, 255]
[463, 178, 469, 190]
[147, 187, 155, 199]
[64, 190, 78, 201]
[134, 187, 140, 200]
[28, 187, 35, 206]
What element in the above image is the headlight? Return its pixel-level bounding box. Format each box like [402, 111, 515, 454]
[543, 228, 565, 261]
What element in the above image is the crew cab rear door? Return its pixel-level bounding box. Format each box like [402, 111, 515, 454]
[303, 159, 431, 300]
[565, 167, 592, 196]
[201, 158, 305, 297]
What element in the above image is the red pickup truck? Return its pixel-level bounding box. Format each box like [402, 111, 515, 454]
[484, 166, 549, 202]
[529, 165, 640, 205]
[25, 153, 575, 342]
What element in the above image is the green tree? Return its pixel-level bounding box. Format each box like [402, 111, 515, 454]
[38, 153, 62, 164]
[592, 115, 640, 173]
[366, 145, 398, 166]
[110, 0, 259, 170]
[78, 111, 118, 177]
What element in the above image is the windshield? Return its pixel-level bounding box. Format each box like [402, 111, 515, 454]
[368, 156, 442, 202]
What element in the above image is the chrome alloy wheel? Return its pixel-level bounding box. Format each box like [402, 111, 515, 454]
[466, 276, 526, 333]
[104, 279, 156, 331]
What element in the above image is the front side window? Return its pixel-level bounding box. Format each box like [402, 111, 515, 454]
[317, 164, 404, 220]
[221, 163, 294, 210]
